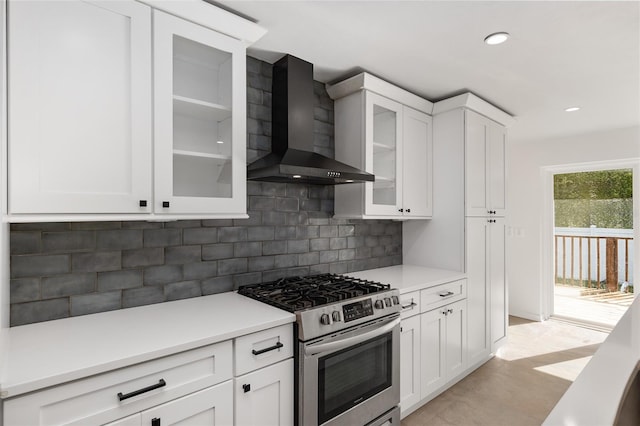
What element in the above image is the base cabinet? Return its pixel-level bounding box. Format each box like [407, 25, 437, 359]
[3, 325, 293, 426]
[399, 280, 467, 417]
[235, 359, 294, 426]
[107, 381, 234, 426]
[400, 315, 421, 410]
[421, 299, 466, 399]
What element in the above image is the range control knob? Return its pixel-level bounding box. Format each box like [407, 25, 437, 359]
[374, 300, 385, 310]
[391, 295, 400, 305]
[332, 311, 341, 322]
[320, 313, 331, 325]
[384, 297, 392, 307]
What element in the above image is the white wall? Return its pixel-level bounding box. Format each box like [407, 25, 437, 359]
[507, 125, 640, 321]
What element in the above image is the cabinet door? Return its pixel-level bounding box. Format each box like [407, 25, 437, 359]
[444, 299, 467, 379]
[154, 10, 246, 215]
[365, 92, 403, 216]
[490, 217, 507, 351]
[420, 308, 446, 398]
[465, 110, 490, 217]
[139, 381, 233, 426]
[487, 123, 507, 216]
[400, 315, 421, 413]
[235, 359, 294, 426]
[465, 217, 491, 367]
[8, 0, 152, 214]
[402, 106, 433, 218]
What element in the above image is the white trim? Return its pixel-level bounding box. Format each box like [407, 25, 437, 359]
[540, 158, 640, 320]
[1, 0, 8, 330]
[326, 73, 434, 114]
[137, 0, 267, 46]
[433, 93, 515, 128]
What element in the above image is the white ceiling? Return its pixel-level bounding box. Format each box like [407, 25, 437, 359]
[215, 0, 640, 144]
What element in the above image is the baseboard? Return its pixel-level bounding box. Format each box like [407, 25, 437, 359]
[508, 309, 544, 322]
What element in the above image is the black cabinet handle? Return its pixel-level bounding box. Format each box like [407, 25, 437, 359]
[398, 208, 404, 212]
[139, 200, 147, 207]
[151, 418, 161, 426]
[162, 201, 170, 208]
[406, 208, 411, 213]
[439, 291, 454, 297]
[401, 301, 417, 310]
[117, 379, 166, 401]
[243, 384, 251, 393]
[252, 341, 283, 356]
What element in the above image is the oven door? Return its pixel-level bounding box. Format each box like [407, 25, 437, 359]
[300, 314, 400, 426]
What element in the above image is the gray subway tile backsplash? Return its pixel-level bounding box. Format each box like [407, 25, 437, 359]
[8, 56, 402, 326]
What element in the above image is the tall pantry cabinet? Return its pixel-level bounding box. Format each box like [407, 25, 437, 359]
[404, 93, 514, 369]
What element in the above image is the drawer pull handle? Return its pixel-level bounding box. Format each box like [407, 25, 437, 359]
[117, 379, 166, 401]
[252, 341, 284, 356]
[151, 418, 161, 426]
[439, 291, 454, 297]
[243, 383, 251, 393]
[401, 301, 417, 310]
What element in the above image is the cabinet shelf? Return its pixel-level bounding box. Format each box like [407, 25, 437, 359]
[173, 149, 231, 161]
[173, 95, 231, 122]
[373, 142, 396, 153]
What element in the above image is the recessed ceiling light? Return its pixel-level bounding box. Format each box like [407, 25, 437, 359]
[484, 32, 510, 45]
[216, 140, 224, 144]
[565, 107, 581, 112]
[292, 175, 302, 179]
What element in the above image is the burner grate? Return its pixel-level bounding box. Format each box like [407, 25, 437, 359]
[238, 273, 390, 312]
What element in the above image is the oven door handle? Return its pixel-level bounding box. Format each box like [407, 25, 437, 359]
[304, 317, 400, 356]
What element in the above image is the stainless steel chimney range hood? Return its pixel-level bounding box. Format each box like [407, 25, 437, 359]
[247, 55, 374, 185]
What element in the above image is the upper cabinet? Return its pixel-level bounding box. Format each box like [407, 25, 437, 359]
[8, 0, 153, 215]
[6, 0, 265, 221]
[327, 73, 433, 220]
[465, 110, 507, 217]
[153, 10, 245, 215]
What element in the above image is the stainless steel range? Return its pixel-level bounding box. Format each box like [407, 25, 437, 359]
[238, 274, 401, 426]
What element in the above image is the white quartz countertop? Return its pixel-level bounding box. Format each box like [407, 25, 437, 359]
[347, 264, 466, 294]
[544, 295, 640, 425]
[0, 292, 294, 398]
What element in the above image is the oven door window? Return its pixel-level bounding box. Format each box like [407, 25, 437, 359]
[317, 332, 393, 424]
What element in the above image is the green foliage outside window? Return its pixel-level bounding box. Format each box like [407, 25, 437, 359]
[554, 169, 633, 229]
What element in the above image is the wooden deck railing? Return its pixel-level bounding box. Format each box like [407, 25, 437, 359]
[555, 234, 634, 291]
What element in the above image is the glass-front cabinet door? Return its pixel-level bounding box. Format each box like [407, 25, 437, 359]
[153, 10, 246, 215]
[365, 92, 403, 216]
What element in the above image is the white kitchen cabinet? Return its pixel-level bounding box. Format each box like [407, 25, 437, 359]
[3, 341, 234, 425]
[328, 73, 433, 219]
[6, 0, 260, 220]
[465, 110, 507, 217]
[466, 216, 507, 365]
[400, 313, 421, 413]
[7, 0, 153, 215]
[403, 93, 513, 372]
[4, 322, 294, 426]
[153, 9, 246, 216]
[420, 298, 466, 400]
[397, 279, 467, 418]
[106, 381, 234, 426]
[234, 359, 294, 426]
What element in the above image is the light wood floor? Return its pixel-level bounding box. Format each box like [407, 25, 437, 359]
[401, 316, 609, 426]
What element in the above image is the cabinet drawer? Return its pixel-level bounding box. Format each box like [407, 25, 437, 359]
[235, 324, 293, 376]
[420, 279, 467, 312]
[399, 291, 421, 319]
[4, 341, 233, 426]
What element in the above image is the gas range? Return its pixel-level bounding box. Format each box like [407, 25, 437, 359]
[237, 273, 401, 341]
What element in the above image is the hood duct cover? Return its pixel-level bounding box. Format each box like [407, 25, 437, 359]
[247, 55, 374, 185]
